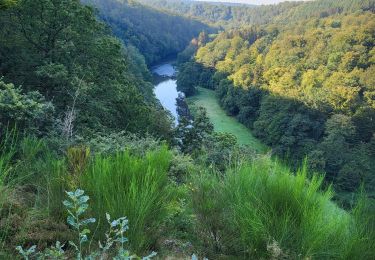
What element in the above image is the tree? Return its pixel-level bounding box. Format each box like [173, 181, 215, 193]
[176, 107, 213, 153]
[177, 62, 201, 96]
[0, 0, 18, 9]
[0, 0, 171, 136]
[0, 80, 54, 135]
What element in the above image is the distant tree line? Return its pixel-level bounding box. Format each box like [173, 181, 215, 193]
[83, 0, 212, 65]
[139, 0, 375, 29]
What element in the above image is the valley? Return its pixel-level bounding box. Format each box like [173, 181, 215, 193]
[0, 0, 374, 259]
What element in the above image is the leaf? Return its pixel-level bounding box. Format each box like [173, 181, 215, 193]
[63, 200, 73, 208]
[67, 216, 77, 228]
[80, 234, 88, 244]
[82, 218, 96, 225]
[116, 237, 128, 243]
[66, 191, 75, 198]
[15, 246, 25, 254]
[78, 195, 89, 204]
[28, 245, 37, 253]
[77, 204, 89, 215]
[111, 219, 119, 227]
[74, 189, 84, 197]
[81, 228, 91, 235]
[143, 251, 157, 260]
[69, 241, 78, 251]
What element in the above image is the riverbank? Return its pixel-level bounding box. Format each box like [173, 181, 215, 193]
[187, 87, 268, 152]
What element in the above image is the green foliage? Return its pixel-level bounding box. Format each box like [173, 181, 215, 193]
[138, 0, 299, 28]
[83, 0, 211, 65]
[0, 0, 18, 9]
[87, 132, 162, 156]
[0, 133, 174, 256]
[16, 188, 157, 259]
[0, 81, 54, 135]
[176, 107, 213, 154]
[81, 146, 173, 253]
[142, 0, 373, 29]
[179, 8, 375, 200]
[63, 189, 96, 259]
[0, 0, 171, 137]
[0, 129, 16, 186]
[0, 134, 71, 254]
[66, 146, 90, 188]
[186, 87, 267, 151]
[176, 62, 201, 96]
[191, 157, 375, 259]
[2, 0, 375, 258]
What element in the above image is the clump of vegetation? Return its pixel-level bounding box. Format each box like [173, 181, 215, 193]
[191, 157, 375, 259]
[16, 188, 157, 259]
[81, 146, 173, 253]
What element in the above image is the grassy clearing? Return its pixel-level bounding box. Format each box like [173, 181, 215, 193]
[187, 87, 267, 152]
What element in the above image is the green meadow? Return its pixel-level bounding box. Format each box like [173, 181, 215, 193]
[187, 87, 268, 152]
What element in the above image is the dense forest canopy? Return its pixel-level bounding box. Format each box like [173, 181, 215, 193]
[0, 0, 172, 138]
[139, 0, 375, 28]
[177, 0, 375, 203]
[83, 0, 212, 64]
[139, 0, 300, 27]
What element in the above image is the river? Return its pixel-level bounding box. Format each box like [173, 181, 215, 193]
[152, 63, 180, 124]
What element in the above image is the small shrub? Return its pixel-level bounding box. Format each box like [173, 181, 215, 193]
[87, 132, 161, 156]
[16, 189, 157, 259]
[0, 80, 54, 135]
[168, 151, 197, 183]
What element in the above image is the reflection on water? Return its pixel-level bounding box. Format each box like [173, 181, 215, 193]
[154, 79, 179, 123]
[152, 63, 175, 77]
[153, 63, 179, 124]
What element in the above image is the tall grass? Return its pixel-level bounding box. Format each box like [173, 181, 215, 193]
[0, 129, 17, 186]
[0, 132, 71, 253]
[81, 145, 173, 253]
[192, 157, 375, 259]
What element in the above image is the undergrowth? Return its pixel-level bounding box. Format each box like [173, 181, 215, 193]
[1, 133, 374, 259]
[81, 146, 173, 253]
[191, 157, 375, 259]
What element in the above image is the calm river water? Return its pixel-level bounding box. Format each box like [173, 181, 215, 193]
[153, 63, 179, 124]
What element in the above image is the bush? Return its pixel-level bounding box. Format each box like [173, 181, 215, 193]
[81, 145, 173, 253]
[86, 132, 162, 156]
[0, 81, 54, 136]
[191, 157, 375, 259]
[16, 189, 157, 259]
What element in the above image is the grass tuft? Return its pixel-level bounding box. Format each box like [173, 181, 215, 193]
[81, 145, 173, 253]
[192, 156, 375, 259]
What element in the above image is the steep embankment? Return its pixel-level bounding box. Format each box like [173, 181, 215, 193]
[83, 0, 212, 65]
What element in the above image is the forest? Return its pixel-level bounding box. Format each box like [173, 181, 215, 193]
[0, 0, 374, 259]
[82, 0, 211, 65]
[177, 3, 375, 205]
